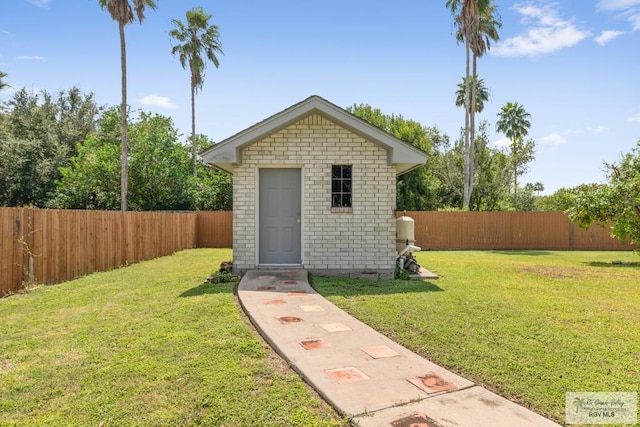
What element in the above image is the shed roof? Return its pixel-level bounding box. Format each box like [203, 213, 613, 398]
[200, 95, 428, 175]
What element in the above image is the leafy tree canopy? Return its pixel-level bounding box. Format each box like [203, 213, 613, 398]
[190, 134, 232, 211]
[53, 108, 190, 210]
[348, 103, 440, 210]
[535, 184, 603, 211]
[0, 87, 100, 207]
[568, 140, 640, 248]
[434, 121, 512, 211]
[51, 108, 232, 211]
[0, 71, 8, 90]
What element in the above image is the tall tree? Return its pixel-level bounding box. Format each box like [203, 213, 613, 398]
[496, 101, 533, 208]
[170, 6, 223, 174]
[99, 0, 157, 211]
[447, 0, 475, 208]
[0, 71, 9, 90]
[468, 1, 500, 198]
[447, 0, 500, 209]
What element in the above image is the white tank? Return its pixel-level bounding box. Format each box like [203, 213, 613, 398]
[396, 214, 416, 253]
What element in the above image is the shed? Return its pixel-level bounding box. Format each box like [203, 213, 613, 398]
[201, 95, 428, 278]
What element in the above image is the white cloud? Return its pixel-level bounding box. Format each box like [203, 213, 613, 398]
[16, 55, 47, 62]
[27, 0, 52, 7]
[565, 126, 608, 135]
[629, 12, 640, 30]
[595, 29, 625, 44]
[596, 0, 640, 12]
[543, 126, 608, 144]
[492, 137, 511, 147]
[586, 125, 609, 133]
[137, 94, 176, 109]
[539, 133, 567, 145]
[492, 3, 590, 58]
[596, 0, 640, 31]
[628, 112, 640, 122]
[534, 126, 610, 146]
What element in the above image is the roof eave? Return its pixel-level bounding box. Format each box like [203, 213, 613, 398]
[200, 95, 429, 175]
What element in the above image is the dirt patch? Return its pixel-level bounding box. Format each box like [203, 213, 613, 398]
[0, 358, 15, 372]
[53, 350, 84, 367]
[521, 265, 585, 279]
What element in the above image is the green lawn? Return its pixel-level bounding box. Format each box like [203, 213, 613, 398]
[313, 250, 640, 425]
[4, 249, 638, 426]
[0, 248, 345, 427]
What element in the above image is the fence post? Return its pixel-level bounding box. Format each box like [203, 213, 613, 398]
[12, 211, 23, 292]
[568, 218, 575, 250]
[18, 209, 37, 287]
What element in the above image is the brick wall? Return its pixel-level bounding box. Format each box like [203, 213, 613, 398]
[233, 114, 396, 278]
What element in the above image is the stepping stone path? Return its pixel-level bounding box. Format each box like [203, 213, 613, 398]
[238, 270, 560, 427]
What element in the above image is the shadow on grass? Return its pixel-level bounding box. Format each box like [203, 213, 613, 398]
[584, 261, 640, 268]
[490, 250, 556, 256]
[311, 277, 443, 298]
[179, 281, 236, 297]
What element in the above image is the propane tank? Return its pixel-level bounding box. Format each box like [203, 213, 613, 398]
[396, 212, 416, 253]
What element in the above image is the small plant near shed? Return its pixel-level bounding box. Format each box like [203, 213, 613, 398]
[205, 261, 239, 284]
[394, 266, 411, 280]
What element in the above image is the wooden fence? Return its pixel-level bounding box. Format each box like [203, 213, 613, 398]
[2, 209, 634, 296]
[401, 211, 633, 251]
[196, 211, 232, 248]
[1, 208, 198, 296]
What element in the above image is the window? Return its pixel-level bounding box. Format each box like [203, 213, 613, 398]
[331, 165, 352, 208]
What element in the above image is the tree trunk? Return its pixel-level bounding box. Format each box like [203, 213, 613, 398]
[468, 53, 478, 209]
[462, 42, 471, 209]
[191, 67, 197, 176]
[119, 22, 128, 211]
[513, 147, 518, 209]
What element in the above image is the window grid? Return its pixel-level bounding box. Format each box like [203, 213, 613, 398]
[331, 165, 352, 208]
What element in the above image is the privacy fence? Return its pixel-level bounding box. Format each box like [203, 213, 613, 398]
[0, 208, 632, 296]
[401, 211, 633, 251]
[0, 208, 232, 296]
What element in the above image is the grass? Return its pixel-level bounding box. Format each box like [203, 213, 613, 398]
[0, 248, 346, 427]
[312, 250, 640, 425]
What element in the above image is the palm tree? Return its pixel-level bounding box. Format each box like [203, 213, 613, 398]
[446, 0, 500, 209]
[447, 0, 478, 209]
[455, 76, 489, 113]
[170, 6, 223, 175]
[496, 102, 532, 207]
[469, 1, 500, 201]
[0, 71, 8, 90]
[99, 0, 156, 211]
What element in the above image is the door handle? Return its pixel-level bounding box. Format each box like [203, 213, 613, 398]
[296, 218, 301, 224]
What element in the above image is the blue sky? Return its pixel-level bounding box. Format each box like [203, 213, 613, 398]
[1, 0, 639, 194]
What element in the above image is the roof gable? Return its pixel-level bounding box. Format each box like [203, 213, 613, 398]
[200, 95, 428, 175]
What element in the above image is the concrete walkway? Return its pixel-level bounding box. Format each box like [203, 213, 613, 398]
[237, 270, 561, 427]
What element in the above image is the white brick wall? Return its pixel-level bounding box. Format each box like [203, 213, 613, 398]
[233, 114, 396, 278]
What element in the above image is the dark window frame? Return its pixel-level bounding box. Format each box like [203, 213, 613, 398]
[331, 165, 352, 208]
